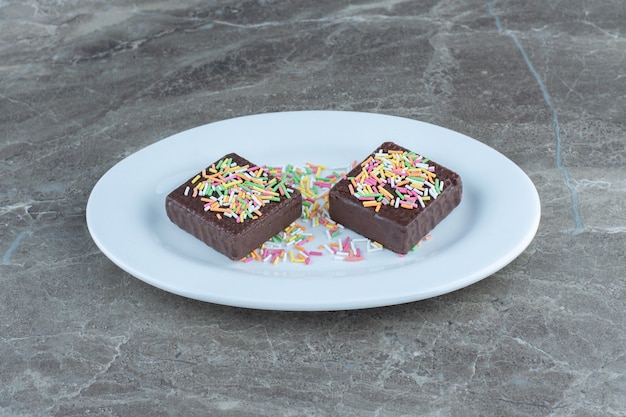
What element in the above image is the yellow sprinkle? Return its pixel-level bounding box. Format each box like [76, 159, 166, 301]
[191, 174, 201, 184]
[379, 187, 394, 200]
[223, 180, 242, 189]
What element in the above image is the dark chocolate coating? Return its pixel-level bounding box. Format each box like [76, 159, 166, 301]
[328, 142, 462, 254]
[166, 153, 302, 260]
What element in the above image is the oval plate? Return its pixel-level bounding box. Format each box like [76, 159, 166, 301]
[87, 111, 540, 311]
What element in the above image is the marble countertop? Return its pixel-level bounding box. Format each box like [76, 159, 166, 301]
[1, 1, 624, 416]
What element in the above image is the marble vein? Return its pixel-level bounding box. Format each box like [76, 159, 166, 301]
[1, 230, 30, 266]
[488, 2, 584, 235]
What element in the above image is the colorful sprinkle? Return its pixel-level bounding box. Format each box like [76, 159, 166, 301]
[184, 158, 294, 223]
[348, 149, 440, 211]
[236, 157, 435, 265]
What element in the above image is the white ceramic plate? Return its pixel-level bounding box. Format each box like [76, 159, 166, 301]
[87, 111, 540, 311]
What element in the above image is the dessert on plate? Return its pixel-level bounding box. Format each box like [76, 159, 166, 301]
[166, 153, 303, 260]
[328, 141, 462, 254]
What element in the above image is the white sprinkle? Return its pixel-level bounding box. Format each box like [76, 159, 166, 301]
[367, 243, 383, 253]
[184, 186, 190, 196]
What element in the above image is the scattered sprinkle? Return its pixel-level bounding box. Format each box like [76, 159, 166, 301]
[184, 157, 293, 224]
[348, 149, 439, 211]
[237, 160, 434, 265]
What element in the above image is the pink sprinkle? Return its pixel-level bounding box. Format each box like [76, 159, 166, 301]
[344, 256, 364, 262]
[313, 181, 330, 188]
[309, 251, 323, 256]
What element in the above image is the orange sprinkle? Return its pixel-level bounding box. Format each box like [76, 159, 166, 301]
[361, 155, 374, 167]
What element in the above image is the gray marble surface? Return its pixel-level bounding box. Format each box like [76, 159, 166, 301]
[1, 0, 625, 416]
